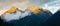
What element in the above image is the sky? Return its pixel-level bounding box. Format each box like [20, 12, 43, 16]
[42, 0, 60, 14]
[0, 0, 60, 14]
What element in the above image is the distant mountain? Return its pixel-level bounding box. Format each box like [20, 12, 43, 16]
[7, 6, 52, 26]
[40, 10, 60, 26]
[0, 6, 23, 16]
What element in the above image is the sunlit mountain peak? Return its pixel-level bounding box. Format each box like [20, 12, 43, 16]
[27, 6, 41, 14]
[1, 6, 22, 16]
[7, 6, 17, 13]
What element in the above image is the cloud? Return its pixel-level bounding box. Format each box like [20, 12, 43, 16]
[2, 10, 31, 22]
[39, 0, 51, 4]
[0, 0, 56, 10]
[42, 0, 60, 14]
[0, 0, 30, 10]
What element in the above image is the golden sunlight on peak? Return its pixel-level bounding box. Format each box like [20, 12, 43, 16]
[7, 6, 17, 13]
[1, 6, 17, 16]
[1, 6, 23, 16]
[27, 6, 41, 14]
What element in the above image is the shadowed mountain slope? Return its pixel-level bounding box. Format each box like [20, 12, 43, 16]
[40, 10, 60, 26]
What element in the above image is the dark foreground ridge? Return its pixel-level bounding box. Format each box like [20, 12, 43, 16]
[0, 16, 14, 26]
[40, 10, 60, 26]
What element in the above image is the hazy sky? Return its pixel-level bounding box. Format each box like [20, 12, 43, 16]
[0, 0, 60, 14]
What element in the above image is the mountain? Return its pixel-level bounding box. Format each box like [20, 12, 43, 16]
[27, 6, 52, 17]
[40, 10, 60, 26]
[7, 6, 52, 26]
[0, 6, 23, 16]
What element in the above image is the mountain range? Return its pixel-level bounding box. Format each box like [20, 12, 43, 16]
[0, 6, 60, 26]
[4, 6, 52, 26]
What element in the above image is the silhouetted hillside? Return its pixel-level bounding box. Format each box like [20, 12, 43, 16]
[40, 10, 60, 26]
[0, 16, 14, 26]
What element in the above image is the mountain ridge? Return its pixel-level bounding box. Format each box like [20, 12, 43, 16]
[0, 6, 52, 16]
